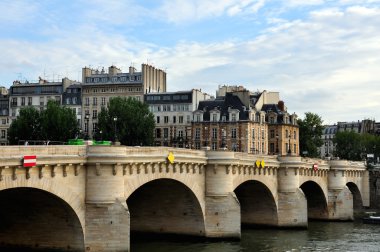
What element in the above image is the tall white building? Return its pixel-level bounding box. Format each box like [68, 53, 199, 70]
[144, 89, 212, 147]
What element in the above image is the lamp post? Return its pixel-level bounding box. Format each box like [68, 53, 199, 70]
[85, 114, 90, 140]
[113, 117, 118, 144]
[99, 130, 103, 141]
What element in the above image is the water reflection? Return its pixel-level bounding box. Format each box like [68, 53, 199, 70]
[131, 222, 380, 252]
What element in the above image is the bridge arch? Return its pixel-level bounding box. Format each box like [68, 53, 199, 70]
[346, 182, 363, 213]
[0, 178, 84, 228]
[234, 180, 278, 227]
[0, 187, 84, 251]
[126, 178, 205, 237]
[300, 181, 328, 220]
[125, 173, 205, 215]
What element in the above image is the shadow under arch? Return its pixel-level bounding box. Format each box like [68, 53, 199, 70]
[300, 181, 328, 220]
[0, 187, 84, 251]
[234, 180, 278, 227]
[346, 182, 363, 214]
[127, 178, 205, 238]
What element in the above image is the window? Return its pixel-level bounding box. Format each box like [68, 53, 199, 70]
[156, 128, 161, 138]
[156, 116, 160, 124]
[93, 123, 97, 131]
[163, 128, 169, 138]
[39, 97, 44, 106]
[270, 129, 275, 138]
[73, 97, 77, 104]
[28, 97, 32, 106]
[270, 143, 275, 153]
[1, 130, 5, 139]
[212, 142, 217, 150]
[178, 130, 183, 138]
[262, 129, 265, 139]
[187, 115, 191, 123]
[212, 114, 217, 122]
[231, 128, 237, 139]
[173, 116, 176, 124]
[85, 98, 90, 106]
[252, 129, 255, 139]
[294, 130, 296, 139]
[66, 98, 71, 104]
[92, 110, 97, 119]
[231, 113, 236, 122]
[179, 116, 184, 124]
[294, 144, 297, 153]
[195, 128, 200, 139]
[196, 115, 200, 122]
[21, 97, 25, 106]
[195, 142, 200, 150]
[101, 97, 106, 106]
[212, 128, 217, 139]
[93, 97, 97, 106]
[164, 116, 169, 124]
[286, 130, 289, 138]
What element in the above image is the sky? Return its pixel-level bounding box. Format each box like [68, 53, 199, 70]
[0, 0, 379, 124]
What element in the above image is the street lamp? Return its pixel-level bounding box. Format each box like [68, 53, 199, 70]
[85, 114, 90, 140]
[113, 117, 118, 143]
[99, 130, 103, 141]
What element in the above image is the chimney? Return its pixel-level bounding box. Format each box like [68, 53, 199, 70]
[278, 100, 285, 112]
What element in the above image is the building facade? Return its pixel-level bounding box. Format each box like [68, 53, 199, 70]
[0, 87, 9, 145]
[8, 77, 75, 121]
[62, 83, 82, 130]
[145, 89, 211, 147]
[81, 64, 166, 138]
[192, 86, 299, 155]
[319, 125, 337, 159]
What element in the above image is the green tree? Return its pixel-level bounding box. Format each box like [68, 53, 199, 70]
[40, 100, 79, 142]
[334, 132, 380, 161]
[297, 112, 324, 157]
[8, 106, 41, 144]
[97, 97, 155, 146]
[8, 100, 79, 144]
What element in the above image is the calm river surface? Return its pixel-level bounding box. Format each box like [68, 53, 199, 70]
[131, 221, 380, 252]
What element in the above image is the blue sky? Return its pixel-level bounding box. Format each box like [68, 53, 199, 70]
[1, 0, 380, 124]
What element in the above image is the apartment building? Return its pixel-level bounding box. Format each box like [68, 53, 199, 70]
[81, 64, 166, 137]
[8, 77, 75, 121]
[145, 89, 211, 147]
[0, 87, 9, 145]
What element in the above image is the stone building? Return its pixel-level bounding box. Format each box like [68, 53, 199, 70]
[319, 125, 338, 159]
[8, 77, 75, 121]
[62, 83, 82, 128]
[0, 87, 9, 145]
[192, 86, 299, 155]
[144, 89, 211, 147]
[81, 64, 166, 138]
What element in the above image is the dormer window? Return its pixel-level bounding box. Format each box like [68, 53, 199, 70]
[212, 114, 217, 122]
[231, 113, 236, 122]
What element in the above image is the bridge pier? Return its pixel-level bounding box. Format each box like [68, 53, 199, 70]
[85, 163, 130, 252]
[327, 167, 353, 221]
[204, 163, 240, 239]
[277, 158, 308, 228]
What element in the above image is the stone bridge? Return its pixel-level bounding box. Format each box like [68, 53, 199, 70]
[0, 146, 369, 251]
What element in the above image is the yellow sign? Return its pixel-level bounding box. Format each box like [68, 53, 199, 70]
[255, 160, 261, 168]
[261, 160, 265, 168]
[167, 152, 175, 164]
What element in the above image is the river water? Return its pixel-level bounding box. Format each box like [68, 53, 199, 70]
[131, 221, 380, 252]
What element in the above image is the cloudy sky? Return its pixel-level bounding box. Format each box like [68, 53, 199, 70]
[1, 0, 379, 124]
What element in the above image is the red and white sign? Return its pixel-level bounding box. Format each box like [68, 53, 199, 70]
[23, 155, 37, 167]
[313, 163, 318, 171]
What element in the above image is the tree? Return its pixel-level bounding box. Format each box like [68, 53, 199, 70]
[334, 131, 380, 161]
[8, 106, 41, 144]
[8, 100, 79, 144]
[40, 100, 79, 142]
[97, 97, 155, 146]
[297, 112, 324, 158]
